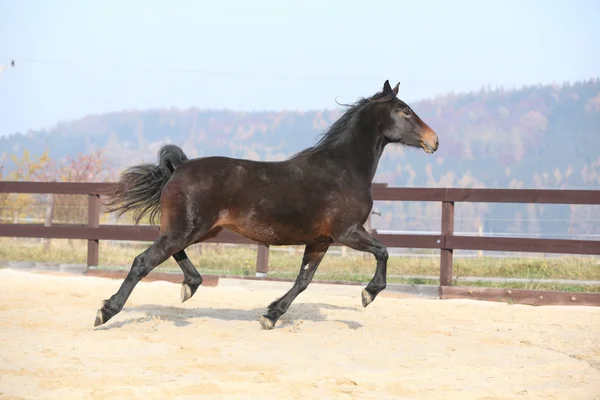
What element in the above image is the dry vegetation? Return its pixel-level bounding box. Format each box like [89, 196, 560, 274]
[1, 237, 598, 293]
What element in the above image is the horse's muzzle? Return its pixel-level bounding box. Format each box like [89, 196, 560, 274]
[420, 130, 439, 154]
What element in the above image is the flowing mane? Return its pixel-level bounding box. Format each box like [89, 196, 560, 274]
[290, 90, 391, 159]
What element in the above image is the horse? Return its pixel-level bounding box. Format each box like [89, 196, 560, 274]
[96, 80, 439, 330]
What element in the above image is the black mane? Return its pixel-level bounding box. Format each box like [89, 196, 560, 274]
[290, 90, 391, 159]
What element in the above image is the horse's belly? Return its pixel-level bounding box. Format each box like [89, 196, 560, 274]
[221, 222, 320, 246]
[216, 202, 334, 246]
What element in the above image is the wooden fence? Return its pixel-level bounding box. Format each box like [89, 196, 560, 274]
[1, 181, 600, 306]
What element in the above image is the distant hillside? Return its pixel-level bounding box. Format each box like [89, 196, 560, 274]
[2, 79, 600, 237]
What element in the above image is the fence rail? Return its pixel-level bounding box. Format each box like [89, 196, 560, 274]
[1, 181, 600, 306]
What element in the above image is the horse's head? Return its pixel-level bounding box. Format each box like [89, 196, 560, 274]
[369, 80, 439, 154]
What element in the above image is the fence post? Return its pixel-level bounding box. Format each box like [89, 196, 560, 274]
[440, 201, 455, 287]
[42, 193, 54, 252]
[87, 194, 100, 269]
[256, 245, 269, 277]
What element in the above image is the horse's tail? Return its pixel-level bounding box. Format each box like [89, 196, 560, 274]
[103, 144, 189, 225]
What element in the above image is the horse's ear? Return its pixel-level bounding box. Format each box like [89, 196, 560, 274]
[392, 82, 400, 95]
[382, 80, 393, 94]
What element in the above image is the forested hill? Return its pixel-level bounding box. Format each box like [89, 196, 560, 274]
[3, 79, 599, 190]
[2, 79, 599, 235]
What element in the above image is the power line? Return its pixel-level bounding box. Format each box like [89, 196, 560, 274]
[6, 58, 385, 82]
[5, 58, 545, 87]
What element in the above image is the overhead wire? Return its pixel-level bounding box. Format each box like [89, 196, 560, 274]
[2, 58, 384, 82]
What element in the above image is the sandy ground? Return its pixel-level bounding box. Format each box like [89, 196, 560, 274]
[0, 269, 599, 400]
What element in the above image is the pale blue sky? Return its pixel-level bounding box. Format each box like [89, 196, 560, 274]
[0, 0, 598, 136]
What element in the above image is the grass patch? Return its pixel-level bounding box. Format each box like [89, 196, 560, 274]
[1, 237, 599, 293]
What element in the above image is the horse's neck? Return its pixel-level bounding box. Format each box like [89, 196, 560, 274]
[331, 128, 387, 184]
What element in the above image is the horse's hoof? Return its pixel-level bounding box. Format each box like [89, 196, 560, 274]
[260, 315, 275, 330]
[94, 309, 104, 327]
[361, 289, 374, 308]
[181, 284, 193, 303]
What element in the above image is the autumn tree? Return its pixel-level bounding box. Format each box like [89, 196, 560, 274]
[41, 150, 113, 225]
[2, 149, 52, 223]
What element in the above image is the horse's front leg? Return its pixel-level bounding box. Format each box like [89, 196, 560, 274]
[336, 225, 388, 307]
[260, 242, 330, 330]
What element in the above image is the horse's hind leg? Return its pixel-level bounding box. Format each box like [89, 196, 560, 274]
[176, 227, 223, 303]
[93, 220, 218, 326]
[174, 250, 202, 303]
[94, 234, 183, 327]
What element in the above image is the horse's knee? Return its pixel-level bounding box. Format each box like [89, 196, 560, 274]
[375, 246, 388, 262]
[297, 280, 310, 293]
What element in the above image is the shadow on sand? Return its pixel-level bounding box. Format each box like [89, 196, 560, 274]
[94, 302, 363, 331]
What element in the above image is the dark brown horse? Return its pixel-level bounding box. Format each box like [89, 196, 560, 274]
[97, 80, 439, 330]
